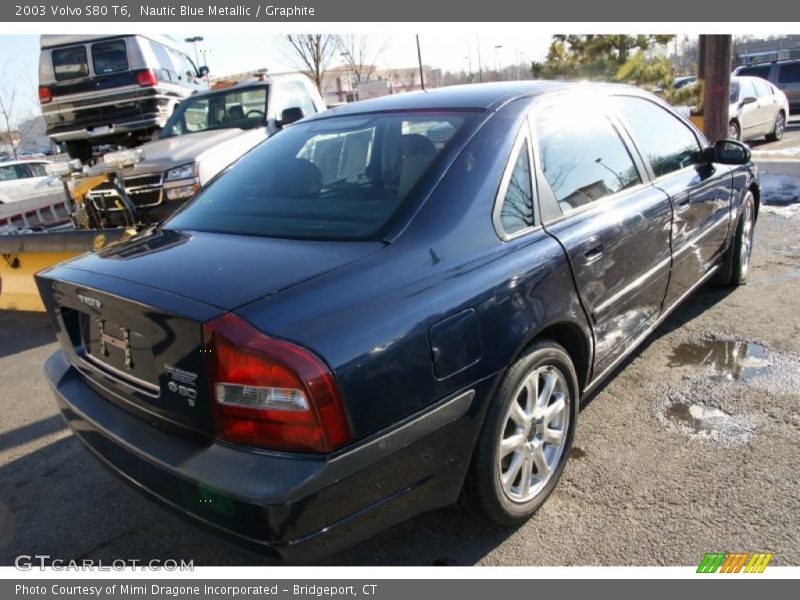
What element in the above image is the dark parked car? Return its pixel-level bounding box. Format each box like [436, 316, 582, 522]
[37, 82, 759, 560]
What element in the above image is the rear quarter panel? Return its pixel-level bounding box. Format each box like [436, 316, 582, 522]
[238, 101, 591, 438]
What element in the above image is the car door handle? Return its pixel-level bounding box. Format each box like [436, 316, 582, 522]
[582, 243, 604, 263]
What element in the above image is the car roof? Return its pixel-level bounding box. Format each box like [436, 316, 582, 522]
[40, 34, 184, 52]
[305, 80, 644, 119]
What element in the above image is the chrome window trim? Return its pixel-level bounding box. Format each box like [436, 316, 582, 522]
[491, 124, 540, 242]
[527, 93, 651, 228]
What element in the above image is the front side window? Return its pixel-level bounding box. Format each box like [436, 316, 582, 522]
[498, 138, 534, 235]
[752, 78, 772, 98]
[613, 96, 702, 178]
[28, 163, 47, 177]
[52, 45, 89, 81]
[535, 105, 641, 214]
[166, 111, 478, 240]
[91, 40, 128, 75]
[161, 87, 268, 137]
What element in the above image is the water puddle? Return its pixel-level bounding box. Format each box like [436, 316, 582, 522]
[669, 338, 770, 382]
[664, 401, 752, 445]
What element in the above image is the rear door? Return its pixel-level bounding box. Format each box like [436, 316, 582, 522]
[751, 77, 779, 134]
[612, 95, 732, 307]
[531, 99, 673, 375]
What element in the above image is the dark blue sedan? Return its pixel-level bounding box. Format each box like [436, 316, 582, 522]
[36, 81, 759, 559]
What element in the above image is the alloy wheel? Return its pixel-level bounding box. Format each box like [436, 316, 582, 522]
[740, 196, 754, 277]
[496, 365, 570, 503]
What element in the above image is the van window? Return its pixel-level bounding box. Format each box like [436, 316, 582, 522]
[149, 42, 177, 81]
[91, 40, 128, 75]
[52, 45, 89, 81]
[737, 65, 771, 80]
[778, 63, 800, 84]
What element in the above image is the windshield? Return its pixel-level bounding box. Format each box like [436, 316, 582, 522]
[161, 86, 268, 138]
[166, 110, 480, 241]
[730, 82, 740, 103]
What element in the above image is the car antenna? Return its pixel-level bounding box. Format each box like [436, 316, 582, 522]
[416, 34, 426, 92]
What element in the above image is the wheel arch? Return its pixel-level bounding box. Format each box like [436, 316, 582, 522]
[509, 319, 593, 398]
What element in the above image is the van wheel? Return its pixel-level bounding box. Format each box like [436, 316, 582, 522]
[766, 111, 786, 142]
[65, 141, 92, 163]
[470, 340, 578, 526]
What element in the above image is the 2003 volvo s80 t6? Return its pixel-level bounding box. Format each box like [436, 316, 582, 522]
[37, 81, 759, 560]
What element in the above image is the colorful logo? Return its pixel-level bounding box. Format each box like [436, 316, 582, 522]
[697, 552, 773, 573]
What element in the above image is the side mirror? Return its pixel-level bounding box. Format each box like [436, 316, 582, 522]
[278, 107, 305, 128]
[197, 66, 209, 78]
[709, 139, 751, 165]
[740, 96, 757, 106]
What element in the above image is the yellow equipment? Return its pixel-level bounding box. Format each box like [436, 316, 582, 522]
[0, 168, 140, 312]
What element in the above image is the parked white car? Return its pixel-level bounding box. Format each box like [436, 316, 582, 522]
[729, 75, 790, 142]
[0, 159, 71, 232]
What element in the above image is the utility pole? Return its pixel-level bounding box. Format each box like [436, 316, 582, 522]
[700, 34, 732, 143]
[476, 34, 483, 83]
[416, 35, 426, 91]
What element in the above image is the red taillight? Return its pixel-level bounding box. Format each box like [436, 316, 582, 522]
[136, 69, 158, 87]
[203, 313, 352, 453]
[38, 86, 52, 104]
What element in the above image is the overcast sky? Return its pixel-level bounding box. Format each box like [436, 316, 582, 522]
[0, 33, 552, 125]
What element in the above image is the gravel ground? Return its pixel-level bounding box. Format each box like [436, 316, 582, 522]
[0, 198, 798, 567]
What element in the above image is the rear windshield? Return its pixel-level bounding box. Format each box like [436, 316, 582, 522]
[166, 111, 479, 240]
[92, 40, 128, 74]
[52, 45, 89, 81]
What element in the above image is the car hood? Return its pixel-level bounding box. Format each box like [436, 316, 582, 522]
[99, 128, 266, 176]
[58, 228, 384, 311]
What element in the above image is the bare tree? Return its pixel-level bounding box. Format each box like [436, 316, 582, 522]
[337, 35, 389, 85]
[0, 61, 34, 159]
[278, 34, 341, 93]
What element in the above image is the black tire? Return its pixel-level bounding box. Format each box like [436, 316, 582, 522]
[718, 191, 756, 286]
[470, 340, 579, 526]
[65, 141, 93, 162]
[765, 111, 786, 142]
[728, 120, 741, 141]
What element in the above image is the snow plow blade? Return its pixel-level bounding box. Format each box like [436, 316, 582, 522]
[0, 229, 131, 312]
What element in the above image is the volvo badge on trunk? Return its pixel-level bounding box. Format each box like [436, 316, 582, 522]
[77, 294, 102, 310]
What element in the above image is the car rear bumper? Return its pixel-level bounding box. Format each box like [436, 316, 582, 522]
[45, 350, 486, 560]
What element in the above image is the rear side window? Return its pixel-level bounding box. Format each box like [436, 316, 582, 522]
[0, 165, 29, 181]
[737, 66, 771, 80]
[613, 96, 702, 177]
[52, 45, 89, 81]
[534, 105, 641, 214]
[778, 63, 800, 83]
[166, 111, 478, 240]
[498, 138, 534, 235]
[752, 78, 772, 98]
[91, 40, 128, 75]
